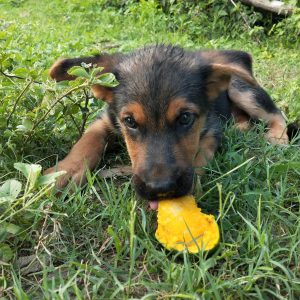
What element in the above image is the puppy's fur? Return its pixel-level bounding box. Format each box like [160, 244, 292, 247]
[45, 45, 289, 200]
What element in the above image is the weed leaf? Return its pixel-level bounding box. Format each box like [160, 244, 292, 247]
[270, 161, 300, 174]
[0, 179, 22, 199]
[2, 222, 22, 235]
[37, 170, 66, 186]
[14, 163, 42, 190]
[95, 73, 119, 87]
[68, 66, 89, 78]
[0, 243, 13, 262]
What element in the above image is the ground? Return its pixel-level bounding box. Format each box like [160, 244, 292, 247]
[0, 0, 299, 299]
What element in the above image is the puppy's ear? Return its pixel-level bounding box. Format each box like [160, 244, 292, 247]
[205, 63, 257, 100]
[49, 53, 122, 103]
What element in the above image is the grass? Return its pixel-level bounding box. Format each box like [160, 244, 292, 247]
[0, 0, 300, 299]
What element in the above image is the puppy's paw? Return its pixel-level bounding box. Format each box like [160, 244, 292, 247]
[44, 160, 87, 190]
[265, 128, 289, 145]
[234, 120, 250, 131]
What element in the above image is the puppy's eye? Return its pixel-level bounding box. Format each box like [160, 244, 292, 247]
[177, 112, 195, 127]
[124, 116, 137, 129]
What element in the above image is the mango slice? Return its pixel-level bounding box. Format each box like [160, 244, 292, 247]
[155, 195, 219, 253]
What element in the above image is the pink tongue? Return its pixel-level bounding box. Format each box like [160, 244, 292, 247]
[149, 201, 158, 210]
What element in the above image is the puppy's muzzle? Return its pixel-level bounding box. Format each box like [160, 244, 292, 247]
[133, 165, 194, 200]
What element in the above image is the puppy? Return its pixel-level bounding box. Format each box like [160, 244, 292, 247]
[45, 45, 289, 207]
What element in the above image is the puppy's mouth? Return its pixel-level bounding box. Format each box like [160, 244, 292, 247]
[149, 201, 159, 210]
[148, 192, 177, 210]
[133, 168, 194, 210]
[148, 192, 187, 210]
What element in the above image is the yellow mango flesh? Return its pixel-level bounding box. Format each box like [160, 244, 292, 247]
[155, 195, 219, 253]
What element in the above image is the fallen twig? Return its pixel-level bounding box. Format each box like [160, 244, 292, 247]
[239, 0, 294, 16]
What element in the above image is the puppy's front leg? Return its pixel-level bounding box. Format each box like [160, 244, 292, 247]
[44, 112, 115, 189]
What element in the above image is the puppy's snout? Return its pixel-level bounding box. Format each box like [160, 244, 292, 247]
[145, 177, 177, 196]
[133, 164, 194, 200]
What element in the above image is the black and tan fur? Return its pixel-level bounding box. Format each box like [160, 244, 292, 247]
[45, 45, 290, 200]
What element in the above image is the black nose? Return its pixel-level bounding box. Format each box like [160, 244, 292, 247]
[145, 178, 177, 196]
[133, 167, 194, 200]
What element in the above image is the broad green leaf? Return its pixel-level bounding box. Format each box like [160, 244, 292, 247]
[56, 80, 71, 88]
[14, 163, 42, 190]
[68, 77, 86, 87]
[37, 170, 66, 186]
[2, 222, 22, 235]
[16, 118, 34, 132]
[0, 243, 13, 262]
[0, 179, 22, 198]
[14, 163, 41, 179]
[270, 162, 300, 174]
[0, 196, 13, 205]
[68, 66, 89, 78]
[16, 125, 26, 132]
[95, 73, 119, 87]
[218, 10, 228, 17]
[13, 68, 28, 77]
[91, 66, 104, 77]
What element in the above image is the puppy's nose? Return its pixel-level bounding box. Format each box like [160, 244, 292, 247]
[145, 178, 177, 196]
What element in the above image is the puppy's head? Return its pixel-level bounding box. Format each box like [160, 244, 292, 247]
[50, 45, 256, 201]
[113, 46, 207, 200]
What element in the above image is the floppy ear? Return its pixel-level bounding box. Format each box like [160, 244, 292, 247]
[49, 53, 122, 103]
[205, 63, 257, 100]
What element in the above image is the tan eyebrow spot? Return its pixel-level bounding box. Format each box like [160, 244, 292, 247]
[166, 98, 200, 123]
[120, 102, 147, 125]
